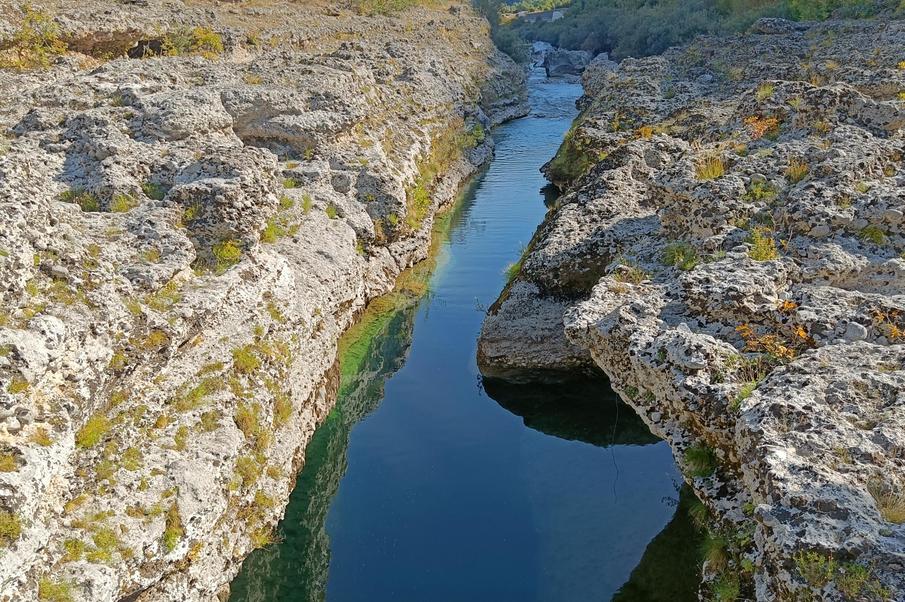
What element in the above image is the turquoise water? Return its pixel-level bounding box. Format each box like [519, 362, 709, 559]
[230, 73, 700, 602]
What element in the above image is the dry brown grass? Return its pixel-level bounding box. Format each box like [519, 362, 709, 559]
[868, 480, 905, 524]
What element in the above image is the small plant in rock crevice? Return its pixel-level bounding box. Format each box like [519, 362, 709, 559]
[75, 414, 111, 448]
[868, 479, 905, 524]
[37, 577, 74, 602]
[860, 224, 887, 246]
[794, 551, 836, 588]
[0, 511, 22, 547]
[695, 155, 726, 180]
[142, 181, 167, 201]
[110, 193, 138, 213]
[663, 241, 698, 271]
[755, 82, 775, 102]
[211, 239, 242, 273]
[162, 502, 183, 553]
[748, 227, 779, 261]
[685, 444, 717, 477]
[785, 158, 810, 184]
[60, 189, 100, 212]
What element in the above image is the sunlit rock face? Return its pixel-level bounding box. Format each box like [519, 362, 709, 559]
[0, 2, 528, 599]
[480, 17, 905, 602]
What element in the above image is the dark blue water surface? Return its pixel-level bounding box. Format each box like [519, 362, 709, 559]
[230, 73, 700, 602]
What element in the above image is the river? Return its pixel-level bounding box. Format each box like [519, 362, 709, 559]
[230, 71, 701, 602]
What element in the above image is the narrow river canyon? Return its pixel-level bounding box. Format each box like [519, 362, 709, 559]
[230, 72, 701, 602]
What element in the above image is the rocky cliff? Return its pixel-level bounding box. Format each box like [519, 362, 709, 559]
[0, 1, 527, 599]
[479, 18, 904, 601]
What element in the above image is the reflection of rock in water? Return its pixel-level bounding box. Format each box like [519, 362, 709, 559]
[612, 485, 703, 602]
[230, 304, 419, 602]
[484, 377, 702, 602]
[482, 377, 660, 447]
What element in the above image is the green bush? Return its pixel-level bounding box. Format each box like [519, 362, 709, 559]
[0, 4, 67, 71]
[162, 27, 223, 59]
[0, 511, 22, 546]
[508, 0, 903, 59]
[75, 414, 111, 448]
[352, 0, 433, 15]
[37, 578, 74, 602]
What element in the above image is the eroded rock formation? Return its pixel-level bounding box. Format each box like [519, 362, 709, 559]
[480, 18, 904, 601]
[0, 1, 526, 599]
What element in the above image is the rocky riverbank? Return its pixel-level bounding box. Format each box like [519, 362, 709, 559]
[480, 18, 904, 601]
[0, 1, 526, 599]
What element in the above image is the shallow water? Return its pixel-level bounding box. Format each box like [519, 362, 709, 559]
[230, 72, 700, 602]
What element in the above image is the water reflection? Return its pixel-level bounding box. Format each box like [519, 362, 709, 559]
[230, 305, 419, 602]
[481, 378, 660, 448]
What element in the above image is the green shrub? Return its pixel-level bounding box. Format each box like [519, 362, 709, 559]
[234, 402, 263, 441]
[273, 393, 292, 428]
[162, 502, 183, 553]
[235, 455, 262, 488]
[60, 189, 100, 212]
[860, 225, 887, 245]
[794, 551, 836, 587]
[173, 377, 222, 412]
[173, 425, 189, 451]
[86, 527, 119, 563]
[712, 573, 740, 601]
[868, 480, 905, 524]
[0, 511, 22, 546]
[142, 181, 167, 201]
[0, 4, 67, 72]
[748, 227, 778, 261]
[62, 538, 85, 562]
[75, 414, 111, 448]
[6, 377, 29, 394]
[508, 0, 902, 60]
[162, 27, 223, 59]
[122, 447, 143, 471]
[37, 577, 74, 602]
[232, 345, 260, 374]
[110, 193, 137, 213]
[200, 410, 221, 432]
[325, 204, 338, 219]
[212, 239, 242, 273]
[663, 242, 698, 271]
[261, 218, 287, 243]
[0, 454, 17, 472]
[405, 182, 430, 229]
[743, 181, 778, 203]
[351, 0, 431, 15]
[684, 444, 717, 477]
[755, 82, 775, 102]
